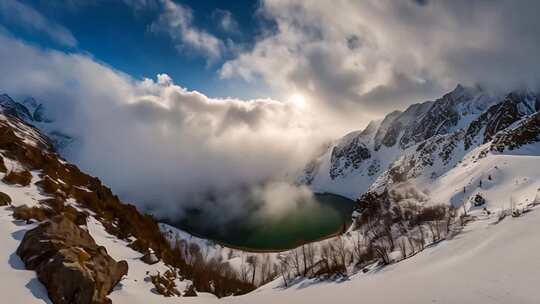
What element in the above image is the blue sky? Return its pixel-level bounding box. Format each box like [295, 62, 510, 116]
[0, 0, 272, 99]
[1, 0, 538, 118]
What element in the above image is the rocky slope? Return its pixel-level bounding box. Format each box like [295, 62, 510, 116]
[0, 103, 254, 303]
[302, 85, 540, 205]
[0, 93, 72, 148]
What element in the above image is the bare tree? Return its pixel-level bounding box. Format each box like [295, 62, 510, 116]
[446, 206, 457, 236]
[304, 243, 317, 276]
[239, 256, 250, 283]
[301, 245, 308, 276]
[334, 236, 348, 270]
[278, 254, 291, 287]
[352, 232, 365, 264]
[417, 224, 426, 250]
[246, 255, 259, 285]
[398, 238, 407, 259]
[372, 242, 391, 265]
[259, 254, 274, 285]
[290, 247, 302, 277]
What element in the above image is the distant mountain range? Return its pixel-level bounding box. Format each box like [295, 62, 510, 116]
[0, 85, 539, 303]
[0, 93, 73, 149]
[301, 84, 540, 211]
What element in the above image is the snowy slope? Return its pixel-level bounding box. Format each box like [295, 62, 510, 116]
[220, 203, 540, 304]
[0, 127, 217, 303]
[0, 84, 538, 304]
[303, 85, 501, 199]
[428, 145, 540, 211]
[302, 86, 539, 205]
[88, 217, 218, 303]
[0, 208, 51, 304]
[1, 162, 539, 304]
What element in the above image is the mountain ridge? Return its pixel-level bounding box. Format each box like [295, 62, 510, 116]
[301, 85, 539, 202]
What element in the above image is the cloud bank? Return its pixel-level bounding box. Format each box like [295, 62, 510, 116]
[2, 0, 540, 227]
[0, 32, 326, 223]
[222, 0, 540, 121]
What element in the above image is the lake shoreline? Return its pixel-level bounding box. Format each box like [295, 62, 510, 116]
[163, 192, 358, 253]
[211, 220, 353, 253]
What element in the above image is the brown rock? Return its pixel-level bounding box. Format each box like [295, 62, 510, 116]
[0, 156, 6, 173]
[16, 215, 128, 304]
[0, 191, 11, 206]
[3, 169, 32, 186]
[12, 205, 50, 222]
[183, 284, 198, 297]
[141, 249, 160, 265]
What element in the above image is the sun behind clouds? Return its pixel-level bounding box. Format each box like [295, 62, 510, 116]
[289, 93, 306, 108]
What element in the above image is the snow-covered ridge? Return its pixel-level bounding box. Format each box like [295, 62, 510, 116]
[302, 85, 539, 203]
[0, 93, 73, 149]
[0, 85, 539, 304]
[0, 108, 251, 303]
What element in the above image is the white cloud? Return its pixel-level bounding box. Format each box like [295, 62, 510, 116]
[213, 9, 239, 34]
[0, 0, 77, 47]
[150, 0, 224, 61]
[221, 0, 540, 122]
[0, 33, 327, 223]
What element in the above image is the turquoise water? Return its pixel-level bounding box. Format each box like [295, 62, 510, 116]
[168, 193, 356, 251]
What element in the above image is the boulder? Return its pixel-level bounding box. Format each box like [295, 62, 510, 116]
[2, 169, 32, 186]
[183, 284, 198, 297]
[17, 215, 128, 304]
[12, 205, 50, 222]
[150, 272, 181, 297]
[141, 249, 160, 265]
[0, 191, 11, 205]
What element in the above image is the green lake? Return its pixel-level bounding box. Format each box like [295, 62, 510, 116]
[167, 193, 356, 251]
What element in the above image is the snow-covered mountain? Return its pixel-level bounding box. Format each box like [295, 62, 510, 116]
[0, 85, 539, 304]
[301, 85, 540, 212]
[0, 93, 73, 149]
[0, 104, 256, 303]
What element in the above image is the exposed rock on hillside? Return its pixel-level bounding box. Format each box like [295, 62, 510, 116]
[302, 85, 540, 200]
[17, 215, 128, 304]
[0, 191, 11, 205]
[330, 135, 371, 179]
[0, 97, 255, 301]
[465, 91, 539, 150]
[491, 111, 540, 152]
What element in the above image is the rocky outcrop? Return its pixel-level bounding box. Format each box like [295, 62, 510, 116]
[149, 269, 182, 297]
[299, 85, 540, 200]
[330, 134, 371, 179]
[16, 215, 128, 304]
[12, 205, 50, 222]
[398, 85, 493, 150]
[2, 169, 32, 186]
[490, 111, 540, 152]
[0, 96, 255, 298]
[141, 248, 160, 265]
[465, 92, 539, 150]
[0, 191, 11, 205]
[0, 93, 72, 150]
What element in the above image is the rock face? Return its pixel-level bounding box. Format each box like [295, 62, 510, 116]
[0, 191, 11, 205]
[465, 91, 539, 149]
[16, 215, 128, 304]
[0, 93, 73, 150]
[141, 249, 160, 265]
[330, 134, 371, 180]
[491, 111, 540, 152]
[301, 85, 540, 199]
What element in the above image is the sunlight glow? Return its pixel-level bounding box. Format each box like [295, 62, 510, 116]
[289, 93, 306, 108]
